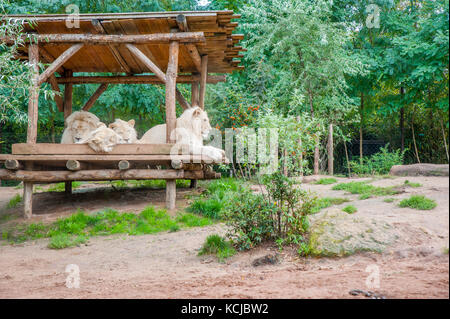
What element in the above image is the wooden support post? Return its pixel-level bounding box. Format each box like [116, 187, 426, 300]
[82, 83, 108, 111]
[191, 79, 199, 107]
[165, 40, 179, 211]
[199, 55, 208, 109]
[23, 44, 39, 219]
[64, 70, 73, 194]
[328, 124, 334, 175]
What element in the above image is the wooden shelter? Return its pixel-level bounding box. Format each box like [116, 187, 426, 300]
[0, 11, 244, 217]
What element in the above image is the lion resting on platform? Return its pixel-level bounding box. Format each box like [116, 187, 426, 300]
[79, 123, 124, 153]
[60, 111, 101, 144]
[108, 119, 138, 143]
[139, 107, 225, 161]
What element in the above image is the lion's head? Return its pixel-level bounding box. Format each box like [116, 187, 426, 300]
[177, 107, 212, 142]
[61, 111, 100, 143]
[108, 119, 138, 143]
[80, 123, 124, 153]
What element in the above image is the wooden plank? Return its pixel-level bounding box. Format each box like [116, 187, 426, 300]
[0, 169, 211, 182]
[27, 44, 39, 144]
[166, 41, 179, 143]
[38, 44, 84, 85]
[5, 33, 206, 44]
[92, 19, 131, 74]
[82, 83, 109, 111]
[12, 143, 174, 155]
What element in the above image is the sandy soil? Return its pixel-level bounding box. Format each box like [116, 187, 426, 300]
[0, 176, 448, 299]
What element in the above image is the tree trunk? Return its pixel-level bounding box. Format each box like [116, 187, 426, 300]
[327, 124, 333, 175]
[400, 86, 405, 152]
[439, 113, 449, 163]
[343, 138, 351, 177]
[309, 88, 319, 175]
[411, 109, 421, 163]
[360, 92, 364, 164]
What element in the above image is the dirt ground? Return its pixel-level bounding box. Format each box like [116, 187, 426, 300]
[0, 176, 448, 299]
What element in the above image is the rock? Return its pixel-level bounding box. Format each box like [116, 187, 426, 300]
[252, 254, 279, 267]
[390, 164, 449, 177]
[308, 209, 398, 257]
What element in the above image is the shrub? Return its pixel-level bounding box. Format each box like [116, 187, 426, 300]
[199, 234, 236, 262]
[224, 173, 316, 251]
[6, 194, 22, 209]
[342, 205, 357, 214]
[399, 195, 437, 210]
[349, 144, 405, 175]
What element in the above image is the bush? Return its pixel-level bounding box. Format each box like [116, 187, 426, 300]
[199, 234, 236, 262]
[349, 144, 405, 175]
[399, 195, 437, 210]
[223, 173, 316, 250]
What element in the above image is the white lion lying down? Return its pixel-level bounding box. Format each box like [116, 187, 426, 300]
[60, 111, 100, 144]
[139, 106, 225, 161]
[79, 123, 124, 153]
[108, 119, 138, 143]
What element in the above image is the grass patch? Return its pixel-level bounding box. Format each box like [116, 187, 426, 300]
[342, 205, 357, 214]
[198, 234, 236, 262]
[383, 198, 396, 203]
[6, 194, 22, 209]
[314, 178, 338, 185]
[48, 234, 88, 249]
[311, 197, 351, 213]
[1, 206, 214, 249]
[332, 181, 398, 200]
[186, 178, 245, 219]
[404, 180, 422, 188]
[176, 213, 214, 227]
[46, 182, 82, 192]
[399, 195, 437, 210]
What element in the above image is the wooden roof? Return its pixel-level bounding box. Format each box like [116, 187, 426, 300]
[7, 11, 244, 74]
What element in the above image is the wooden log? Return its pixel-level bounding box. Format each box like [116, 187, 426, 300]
[199, 55, 208, 109]
[27, 43, 39, 144]
[38, 44, 83, 85]
[165, 40, 179, 211]
[0, 169, 209, 182]
[55, 74, 226, 85]
[5, 159, 22, 170]
[91, 19, 131, 74]
[175, 88, 191, 110]
[23, 182, 33, 218]
[166, 41, 179, 144]
[185, 44, 202, 72]
[191, 79, 199, 107]
[82, 83, 108, 111]
[125, 44, 166, 82]
[4, 32, 206, 44]
[47, 74, 63, 112]
[118, 160, 130, 170]
[63, 70, 73, 120]
[66, 160, 81, 171]
[12, 143, 174, 155]
[166, 180, 176, 210]
[171, 159, 183, 170]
